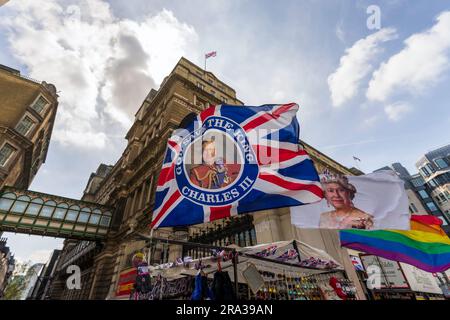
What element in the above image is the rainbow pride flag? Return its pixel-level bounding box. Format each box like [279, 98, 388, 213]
[340, 215, 450, 273]
[410, 214, 447, 237]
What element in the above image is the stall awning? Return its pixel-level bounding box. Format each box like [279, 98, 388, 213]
[148, 239, 343, 284]
[238, 240, 343, 270]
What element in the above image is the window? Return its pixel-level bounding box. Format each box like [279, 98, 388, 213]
[31, 96, 48, 114]
[411, 177, 424, 187]
[428, 179, 437, 188]
[26, 198, 43, 216]
[99, 215, 111, 227]
[426, 202, 438, 212]
[0, 143, 16, 167]
[426, 163, 435, 173]
[420, 166, 430, 177]
[53, 203, 68, 219]
[89, 214, 100, 225]
[11, 196, 31, 214]
[410, 203, 418, 213]
[77, 212, 90, 223]
[434, 158, 448, 169]
[196, 82, 205, 90]
[418, 190, 429, 199]
[16, 116, 35, 136]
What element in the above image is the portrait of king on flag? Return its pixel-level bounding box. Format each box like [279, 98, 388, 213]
[150, 103, 323, 229]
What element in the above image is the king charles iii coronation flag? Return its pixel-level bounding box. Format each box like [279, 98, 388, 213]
[150, 103, 323, 229]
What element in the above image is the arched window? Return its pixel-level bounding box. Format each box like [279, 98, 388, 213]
[11, 195, 31, 214]
[0, 193, 16, 211]
[66, 205, 80, 221]
[40, 200, 56, 217]
[53, 203, 68, 220]
[26, 198, 44, 216]
[78, 207, 91, 223]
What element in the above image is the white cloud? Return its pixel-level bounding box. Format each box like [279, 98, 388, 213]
[367, 11, 450, 101]
[384, 102, 412, 121]
[1, 0, 198, 149]
[327, 28, 397, 107]
[336, 22, 345, 43]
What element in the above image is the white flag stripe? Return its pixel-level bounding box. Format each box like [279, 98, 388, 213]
[153, 184, 178, 214]
[203, 206, 211, 223]
[259, 168, 323, 188]
[260, 154, 311, 170]
[239, 110, 268, 128]
[250, 138, 299, 152]
[245, 112, 296, 134]
[253, 179, 322, 204]
[214, 105, 222, 117]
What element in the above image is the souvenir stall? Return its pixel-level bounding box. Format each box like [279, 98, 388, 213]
[215, 240, 358, 300]
[128, 235, 359, 300]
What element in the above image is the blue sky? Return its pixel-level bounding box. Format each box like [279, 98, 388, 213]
[1, 0, 449, 264]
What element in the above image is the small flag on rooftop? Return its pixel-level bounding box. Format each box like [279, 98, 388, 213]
[205, 51, 217, 59]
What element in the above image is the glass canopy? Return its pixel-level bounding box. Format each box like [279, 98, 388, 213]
[0, 187, 113, 240]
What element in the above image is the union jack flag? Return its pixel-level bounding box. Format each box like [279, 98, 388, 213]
[150, 103, 323, 229]
[205, 51, 217, 59]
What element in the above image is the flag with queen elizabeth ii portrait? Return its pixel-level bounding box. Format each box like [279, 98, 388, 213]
[150, 103, 323, 229]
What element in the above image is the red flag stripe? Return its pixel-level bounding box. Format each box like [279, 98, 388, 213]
[242, 103, 297, 132]
[157, 163, 175, 187]
[259, 172, 324, 198]
[200, 105, 216, 123]
[210, 205, 232, 221]
[168, 140, 180, 153]
[252, 145, 307, 165]
[411, 214, 443, 226]
[151, 190, 182, 228]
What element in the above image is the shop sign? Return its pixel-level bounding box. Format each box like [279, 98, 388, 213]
[400, 263, 444, 295]
[360, 255, 409, 289]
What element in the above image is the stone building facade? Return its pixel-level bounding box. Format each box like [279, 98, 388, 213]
[416, 145, 450, 220]
[0, 64, 58, 189]
[48, 57, 366, 300]
[0, 236, 15, 298]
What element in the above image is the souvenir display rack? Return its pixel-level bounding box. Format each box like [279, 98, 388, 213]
[247, 267, 357, 300]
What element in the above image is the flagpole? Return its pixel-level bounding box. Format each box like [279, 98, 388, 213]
[353, 157, 362, 171]
[354, 160, 361, 171]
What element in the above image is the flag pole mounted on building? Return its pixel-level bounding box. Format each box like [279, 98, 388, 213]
[204, 51, 217, 71]
[353, 156, 362, 171]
